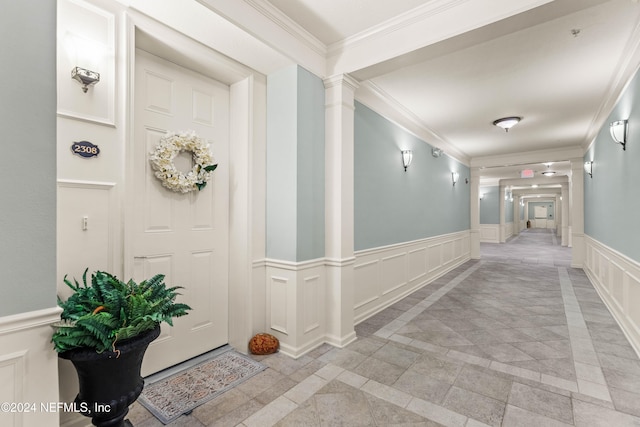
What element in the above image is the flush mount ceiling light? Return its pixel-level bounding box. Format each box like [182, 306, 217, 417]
[493, 116, 521, 132]
[609, 120, 628, 150]
[541, 164, 556, 176]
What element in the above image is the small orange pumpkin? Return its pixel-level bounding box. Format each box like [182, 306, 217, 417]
[249, 333, 279, 355]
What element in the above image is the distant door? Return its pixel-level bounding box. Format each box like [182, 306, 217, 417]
[132, 49, 229, 375]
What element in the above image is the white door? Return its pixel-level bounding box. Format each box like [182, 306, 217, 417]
[132, 50, 229, 375]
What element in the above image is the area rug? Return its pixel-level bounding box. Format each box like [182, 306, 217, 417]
[138, 348, 266, 424]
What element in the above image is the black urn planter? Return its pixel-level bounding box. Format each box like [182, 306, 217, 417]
[59, 325, 160, 427]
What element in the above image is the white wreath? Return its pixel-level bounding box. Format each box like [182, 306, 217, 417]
[149, 130, 217, 193]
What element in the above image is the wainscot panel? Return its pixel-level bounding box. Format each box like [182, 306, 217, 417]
[584, 236, 640, 358]
[265, 259, 326, 358]
[505, 222, 514, 239]
[0, 308, 61, 427]
[480, 224, 499, 243]
[354, 231, 470, 324]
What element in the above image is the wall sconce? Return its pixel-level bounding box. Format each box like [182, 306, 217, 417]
[479, 193, 484, 200]
[609, 120, 628, 150]
[451, 172, 459, 186]
[584, 161, 593, 178]
[401, 150, 413, 171]
[71, 66, 100, 93]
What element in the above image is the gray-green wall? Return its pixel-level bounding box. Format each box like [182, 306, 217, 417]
[0, 1, 57, 316]
[480, 186, 499, 224]
[505, 196, 514, 223]
[585, 68, 640, 262]
[354, 102, 470, 250]
[266, 65, 325, 262]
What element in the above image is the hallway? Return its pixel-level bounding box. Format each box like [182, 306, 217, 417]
[130, 229, 640, 426]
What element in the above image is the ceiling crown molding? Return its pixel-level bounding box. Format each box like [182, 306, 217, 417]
[582, 11, 640, 152]
[327, 0, 469, 56]
[242, 0, 327, 56]
[196, 0, 327, 76]
[326, 0, 553, 75]
[357, 80, 470, 166]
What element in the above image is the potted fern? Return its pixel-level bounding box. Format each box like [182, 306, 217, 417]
[52, 269, 190, 427]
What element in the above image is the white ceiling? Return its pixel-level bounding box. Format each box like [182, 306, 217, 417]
[218, 0, 640, 184]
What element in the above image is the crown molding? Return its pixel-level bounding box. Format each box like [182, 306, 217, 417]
[582, 12, 640, 152]
[328, 0, 468, 56]
[326, 0, 553, 75]
[242, 0, 327, 57]
[357, 80, 470, 166]
[195, 0, 327, 76]
[471, 146, 584, 169]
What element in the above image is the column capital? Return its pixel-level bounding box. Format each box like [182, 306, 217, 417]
[323, 73, 360, 91]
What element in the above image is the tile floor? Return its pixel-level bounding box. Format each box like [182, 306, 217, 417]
[129, 229, 640, 426]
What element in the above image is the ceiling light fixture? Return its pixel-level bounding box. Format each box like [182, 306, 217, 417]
[541, 164, 556, 176]
[493, 116, 521, 132]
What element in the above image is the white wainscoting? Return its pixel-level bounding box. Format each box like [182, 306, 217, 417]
[265, 259, 327, 358]
[505, 222, 514, 240]
[353, 231, 470, 324]
[584, 236, 640, 357]
[0, 308, 61, 427]
[480, 224, 499, 243]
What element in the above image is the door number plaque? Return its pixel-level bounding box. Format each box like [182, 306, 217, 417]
[71, 140, 100, 158]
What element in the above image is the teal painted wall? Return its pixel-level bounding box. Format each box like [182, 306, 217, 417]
[480, 186, 499, 224]
[266, 66, 325, 262]
[296, 67, 325, 261]
[354, 102, 470, 251]
[505, 195, 514, 222]
[266, 66, 297, 261]
[585, 68, 640, 262]
[0, 1, 57, 316]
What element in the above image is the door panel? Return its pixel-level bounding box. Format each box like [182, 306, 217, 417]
[133, 49, 229, 375]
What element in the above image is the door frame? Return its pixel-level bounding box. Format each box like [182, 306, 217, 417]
[122, 11, 267, 353]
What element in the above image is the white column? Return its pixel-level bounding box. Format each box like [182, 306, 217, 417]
[499, 183, 506, 243]
[570, 159, 585, 267]
[513, 195, 521, 235]
[323, 74, 358, 347]
[555, 194, 561, 237]
[470, 167, 481, 259]
[561, 183, 569, 246]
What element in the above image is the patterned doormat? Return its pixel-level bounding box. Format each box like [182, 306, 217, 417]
[138, 348, 266, 424]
